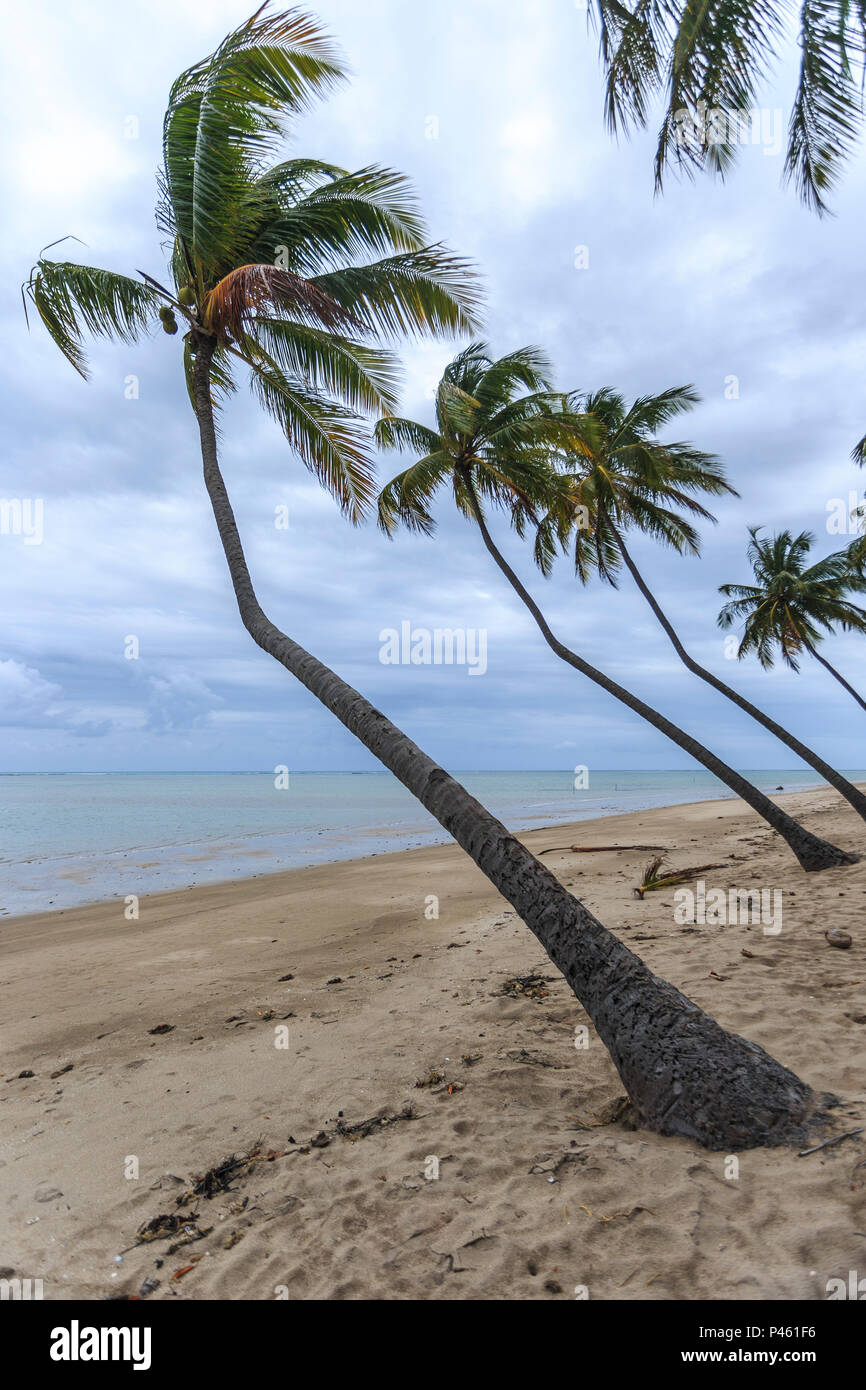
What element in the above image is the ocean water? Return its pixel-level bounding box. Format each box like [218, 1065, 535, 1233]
[0, 768, 859, 918]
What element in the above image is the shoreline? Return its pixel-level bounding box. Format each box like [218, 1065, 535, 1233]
[2, 783, 864, 1301]
[1, 780, 853, 924]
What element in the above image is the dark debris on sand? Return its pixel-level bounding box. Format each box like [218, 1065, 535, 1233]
[498, 973, 555, 1000]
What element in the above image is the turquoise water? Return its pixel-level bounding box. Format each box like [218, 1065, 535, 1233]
[0, 768, 858, 917]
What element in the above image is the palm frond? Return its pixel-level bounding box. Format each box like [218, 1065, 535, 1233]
[474, 346, 555, 411]
[655, 0, 785, 186]
[374, 416, 443, 455]
[786, 0, 866, 215]
[532, 506, 574, 576]
[618, 494, 703, 552]
[616, 383, 701, 434]
[204, 262, 359, 340]
[248, 164, 428, 274]
[160, 5, 346, 272]
[377, 452, 454, 535]
[311, 246, 482, 339]
[245, 317, 401, 413]
[596, 0, 671, 134]
[573, 513, 624, 586]
[594, 0, 866, 213]
[436, 380, 482, 437]
[24, 259, 163, 378]
[251, 360, 376, 521]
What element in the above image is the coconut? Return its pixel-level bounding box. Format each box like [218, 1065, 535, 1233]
[177, 286, 196, 307]
[161, 312, 179, 336]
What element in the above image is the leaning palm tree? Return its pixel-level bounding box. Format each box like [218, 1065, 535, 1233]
[24, 6, 834, 1149]
[720, 527, 866, 713]
[549, 385, 866, 821]
[592, 0, 866, 215]
[377, 344, 854, 870]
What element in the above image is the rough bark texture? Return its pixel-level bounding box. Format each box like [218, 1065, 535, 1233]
[459, 478, 854, 873]
[805, 641, 866, 715]
[608, 524, 866, 824]
[192, 336, 823, 1150]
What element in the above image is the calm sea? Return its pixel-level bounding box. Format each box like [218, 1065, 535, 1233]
[0, 768, 858, 917]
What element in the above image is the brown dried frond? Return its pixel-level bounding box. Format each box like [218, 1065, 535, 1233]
[203, 263, 356, 340]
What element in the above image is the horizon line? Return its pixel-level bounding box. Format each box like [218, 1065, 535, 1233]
[0, 768, 855, 777]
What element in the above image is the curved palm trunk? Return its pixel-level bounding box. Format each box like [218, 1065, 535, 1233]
[192, 333, 822, 1150]
[459, 479, 853, 872]
[606, 523, 866, 823]
[805, 641, 866, 714]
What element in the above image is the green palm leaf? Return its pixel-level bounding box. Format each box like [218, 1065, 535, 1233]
[374, 416, 443, 456]
[160, 6, 346, 274]
[376, 344, 589, 548]
[718, 526, 866, 668]
[376, 452, 455, 534]
[554, 382, 735, 585]
[474, 347, 555, 410]
[250, 360, 375, 520]
[24, 258, 163, 378]
[594, 0, 866, 214]
[312, 247, 482, 339]
[786, 0, 865, 213]
[248, 165, 428, 273]
[246, 317, 401, 413]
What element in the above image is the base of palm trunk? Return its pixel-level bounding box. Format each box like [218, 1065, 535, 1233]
[594, 976, 816, 1150]
[520, 883, 821, 1150]
[555, 922, 818, 1150]
[790, 834, 858, 872]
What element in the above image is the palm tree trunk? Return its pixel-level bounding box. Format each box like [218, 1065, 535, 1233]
[606, 523, 866, 823]
[458, 474, 854, 872]
[191, 332, 823, 1150]
[805, 640, 866, 714]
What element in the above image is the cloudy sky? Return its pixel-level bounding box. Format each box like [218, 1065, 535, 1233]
[2, 0, 865, 775]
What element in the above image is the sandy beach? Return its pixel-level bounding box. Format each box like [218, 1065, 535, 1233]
[2, 784, 865, 1302]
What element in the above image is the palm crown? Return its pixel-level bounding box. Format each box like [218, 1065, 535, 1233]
[23, 4, 480, 520]
[535, 384, 737, 583]
[594, 0, 866, 215]
[376, 342, 585, 539]
[718, 526, 866, 668]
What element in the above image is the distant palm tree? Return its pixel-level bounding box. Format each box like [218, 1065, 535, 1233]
[720, 527, 866, 713]
[546, 385, 866, 820]
[24, 5, 825, 1149]
[592, 0, 866, 215]
[377, 344, 854, 870]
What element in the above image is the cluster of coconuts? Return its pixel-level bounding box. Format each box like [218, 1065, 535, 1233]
[158, 285, 196, 336]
